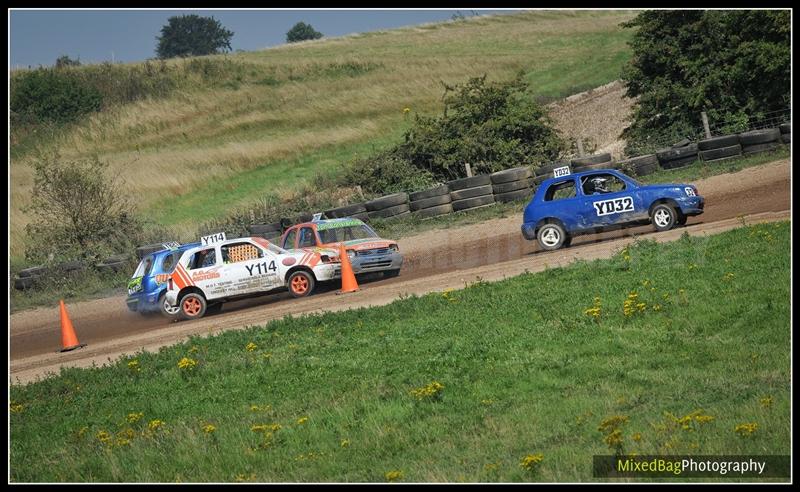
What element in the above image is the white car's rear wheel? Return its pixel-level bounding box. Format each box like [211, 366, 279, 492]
[159, 292, 180, 318]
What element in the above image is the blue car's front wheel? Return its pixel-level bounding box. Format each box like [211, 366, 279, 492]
[651, 203, 678, 232]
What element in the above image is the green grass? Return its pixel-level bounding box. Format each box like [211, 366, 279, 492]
[10, 221, 790, 482]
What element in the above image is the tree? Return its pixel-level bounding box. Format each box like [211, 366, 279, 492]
[620, 10, 790, 154]
[55, 55, 81, 68]
[155, 14, 234, 59]
[286, 22, 323, 43]
[10, 68, 102, 125]
[24, 152, 142, 263]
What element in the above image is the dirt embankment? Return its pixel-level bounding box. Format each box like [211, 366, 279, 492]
[547, 80, 635, 159]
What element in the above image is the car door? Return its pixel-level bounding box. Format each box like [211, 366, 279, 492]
[541, 177, 584, 233]
[580, 172, 643, 227]
[217, 240, 282, 296]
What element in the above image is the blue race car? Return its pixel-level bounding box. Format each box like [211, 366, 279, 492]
[126, 242, 201, 316]
[521, 168, 704, 250]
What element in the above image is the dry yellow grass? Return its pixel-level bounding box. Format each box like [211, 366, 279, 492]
[10, 10, 637, 258]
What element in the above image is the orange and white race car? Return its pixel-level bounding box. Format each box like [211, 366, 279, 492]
[163, 233, 340, 320]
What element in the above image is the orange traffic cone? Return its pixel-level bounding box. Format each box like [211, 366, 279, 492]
[337, 243, 359, 294]
[58, 300, 86, 352]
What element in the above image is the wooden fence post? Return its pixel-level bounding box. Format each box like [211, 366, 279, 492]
[465, 163, 473, 177]
[576, 139, 585, 157]
[701, 111, 711, 139]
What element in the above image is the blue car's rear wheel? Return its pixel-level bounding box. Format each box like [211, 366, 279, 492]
[537, 223, 567, 251]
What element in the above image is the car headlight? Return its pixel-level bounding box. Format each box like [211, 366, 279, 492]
[346, 250, 355, 259]
[389, 244, 399, 252]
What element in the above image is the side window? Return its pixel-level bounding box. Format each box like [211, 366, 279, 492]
[221, 242, 264, 264]
[142, 256, 155, 276]
[283, 229, 297, 250]
[298, 227, 317, 248]
[188, 248, 217, 270]
[582, 173, 627, 195]
[161, 252, 179, 272]
[544, 180, 577, 201]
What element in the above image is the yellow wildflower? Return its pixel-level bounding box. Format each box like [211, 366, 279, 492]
[202, 424, 217, 434]
[246, 342, 257, 352]
[177, 357, 197, 370]
[297, 416, 309, 425]
[520, 453, 544, 471]
[127, 412, 144, 424]
[734, 422, 758, 436]
[385, 470, 403, 482]
[760, 396, 773, 408]
[148, 419, 165, 431]
[340, 439, 350, 448]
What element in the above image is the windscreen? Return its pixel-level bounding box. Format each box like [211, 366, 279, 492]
[317, 222, 378, 244]
[132, 255, 155, 278]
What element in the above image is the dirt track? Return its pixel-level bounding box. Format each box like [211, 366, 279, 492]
[9, 160, 791, 384]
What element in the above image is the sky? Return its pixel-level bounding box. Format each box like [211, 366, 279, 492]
[9, 9, 521, 68]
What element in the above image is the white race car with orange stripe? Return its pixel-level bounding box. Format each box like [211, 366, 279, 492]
[163, 235, 339, 320]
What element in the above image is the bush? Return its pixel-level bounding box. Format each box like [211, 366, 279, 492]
[10, 68, 102, 126]
[286, 22, 324, 43]
[23, 152, 143, 265]
[397, 74, 566, 180]
[341, 150, 436, 195]
[621, 10, 790, 155]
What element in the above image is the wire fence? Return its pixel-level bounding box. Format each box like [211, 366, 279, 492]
[621, 107, 791, 158]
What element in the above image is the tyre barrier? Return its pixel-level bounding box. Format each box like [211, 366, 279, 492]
[671, 138, 692, 148]
[616, 154, 659, 177]
[779, 123, 790, 144]
[699, 144, 742, 162]
[570, 153, 612, 168]
[409, 184, 450, 202]
[656, 143, 698, 169]
[414, 203, 454, 219]
[491, 177, 534, 195]
[96, 259, 130, 273]
[572, 161, 616, 173]
[14, 276, 38, 290]
[698, 134, 739, 151]
[741, 142, 782, 155]
[449, 184, 494, 201]
[324, 202, 367, 219]
[409, 193, 451, 211]
[367, 202, 411, 220]
[534, 161, 570, 177]
[18, 265, 47, 278]
[490, 166, 532, 184]
[494, 187, 533, 204]
[247, 222, 283, 239]
[446, 174, 492, 191]
[365, 192, 409, 212]
[452, 194, 495, 212]
[738, 128, 781, 146]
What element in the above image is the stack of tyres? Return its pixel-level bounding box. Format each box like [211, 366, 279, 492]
[409, 185, 452, 219]
[365, 192, 410, 220]
[247, 222, 283, 241]
[96, 254, 131, 274]
[533, 161, 571, 186]
[615, 154, 659, 177]
[656, 143, 699, 169]
[738, 128, 782, 155]
[324, 203, 369, 222]
[447, 175, 495, 212]
[697, 135, 741, 162]
[779, 123, 790, 145]
[13, 265, 47, 290]
[570, 153, 614, 173]
[490, 166, 534, 203]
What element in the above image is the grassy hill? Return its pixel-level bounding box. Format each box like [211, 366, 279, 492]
[10, 10, 637, 259]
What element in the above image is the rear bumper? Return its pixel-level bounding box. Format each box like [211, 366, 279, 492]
[521, 223, 537, 241]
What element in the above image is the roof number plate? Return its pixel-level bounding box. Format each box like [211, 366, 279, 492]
[553, 166, 571, 178]
[201, 232, 226, 246]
